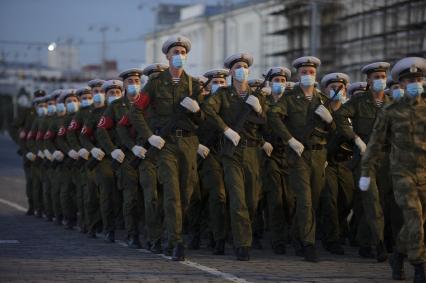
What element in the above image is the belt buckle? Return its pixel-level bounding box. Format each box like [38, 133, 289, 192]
[175, 129, 183, 138]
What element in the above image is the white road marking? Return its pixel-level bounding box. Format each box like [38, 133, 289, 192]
[0, 198, 26, 212]
[1, 198, 253, 283]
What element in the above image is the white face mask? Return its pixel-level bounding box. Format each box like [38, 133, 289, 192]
[300, 75, 316, 86]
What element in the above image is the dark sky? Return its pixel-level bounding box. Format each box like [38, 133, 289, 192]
[0, 0, 217, 70]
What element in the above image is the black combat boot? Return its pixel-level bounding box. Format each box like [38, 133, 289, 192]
[235, 246, 250, 261]
[213, 239, 225, 255]
[325, 242, 345, 255]
[172, 243, 185, 261]
[104, 231, 115, 243]
[127, 235, 141, 249]
[150, 239, 162, 254]
[376, 241, 388, 262]
[413, 263, 425, 283]
[389, 252, 405, 280]
[304, 245, 320, 263]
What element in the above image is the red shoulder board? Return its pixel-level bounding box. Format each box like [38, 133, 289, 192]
[44, 130, 55, 140]
[118, 115, 130, 126]
[26, 130, 35, 140]
[19, 130, 27, 140]
[81, 126, 93, 137]
[133, 91, 150, 110]
[58, 126, 66, 137]
[36, 131, 45, 141]
[67, 119, 81, 131]
[97, 116, 114, 129]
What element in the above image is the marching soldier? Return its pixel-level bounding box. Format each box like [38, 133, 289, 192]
[335, 62, 391, 262]
[347, 82, 368, 100]
[129, 35, 202, 261]
[26, 90, 48, 218]
[268, 56, 332, 262]
[318, 72, 354, 255]
[360, 56, 426, 282]
[203, 53, 271, 261]
[262, 66, 295, 254]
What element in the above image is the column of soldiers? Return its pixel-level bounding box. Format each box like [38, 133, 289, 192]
[10, 35, 426, 282]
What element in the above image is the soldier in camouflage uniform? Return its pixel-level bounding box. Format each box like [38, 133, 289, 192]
[335, 62, 391, 262]
[203, 53, 271, 261]
[26, 90, 49, 218]
[360, 57, 426, 282]
[268, 56, 332, 262]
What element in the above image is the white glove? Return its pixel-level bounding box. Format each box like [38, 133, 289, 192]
[180, 97, 200, 113]
[78, 148, 90, 160]
[111, 148, 125, 163]
[224, 128, 240, 146]
[148, 135, 166, 150]
[132, 145, 147, 159]
[288, 137, 304, 157]
[315, 105, 333, 124]
[90, 147, 105, 161]
[262, 142, 273, 157]
[359, 176, 371, 191]
[67, 149, 79, 160]
[197, 144, 210, 159]
[25, 152, 36, 161]
[245, 95, 262, 113]
[354, 136, 367, 155]
[53, 150, 64, 161]
[43, 149, 53, 161]
[37, 150, 45, 159]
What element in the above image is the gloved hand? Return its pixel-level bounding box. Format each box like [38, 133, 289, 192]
[288, 137, 304, 157]
[132, 145, 147, 159]
[359, 176, 371, 191]
[78, 148, 90, 160]
[90, 147, 105, 161]
[25, 152, 36, 161]
[354, 136, 367, 155]
[315, 105, 333, 124]
[224, 128, 240, 146]
[43, 149, 53, 161]
[245, 95, 262, 113]
[53, 150, 64, 161]
[37, 150, 45, 159]
[197, 144, 210, 159]
[68, 149, 79, 160]
[111, 149, 125, 163]
[148, 135, 166, 150]
[262, 142, 273, 157]
[180, 97, 200, 113]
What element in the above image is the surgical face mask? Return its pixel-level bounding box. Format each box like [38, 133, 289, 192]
[329, 89, 344, 101]
[47, 105, 56, 114]
[406, 82, 424, 98]
[172, 54, 186, 69]
[211, 83, 221, 94]
[126, 84, 141, 96]
[391, 88, 404, 101]
[234, 67, 249, 82]
[372, 79, 386, 92]
[108, 95, 120, 104]
[271, 82, 285, 95]
[66, 102, 79, 113]
[56, 103, 66, 113]
[300, 75, 316, 87]
[37, 106, 47, 117]
[81, 99, 93, 108]
[93, 93, 105, 105]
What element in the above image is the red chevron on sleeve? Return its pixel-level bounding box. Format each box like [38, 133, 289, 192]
[67, 119, 81, 131]
[97, 116, 113, 129]
[19, 130, 27, 140]
[44, 130, 55, 140]
[133, 91, 150, 110]
[36, 131, 45, 141]
[57, 126, 66, 137]
[81, 126, 93, 137]
[118, 115, 130, 126]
